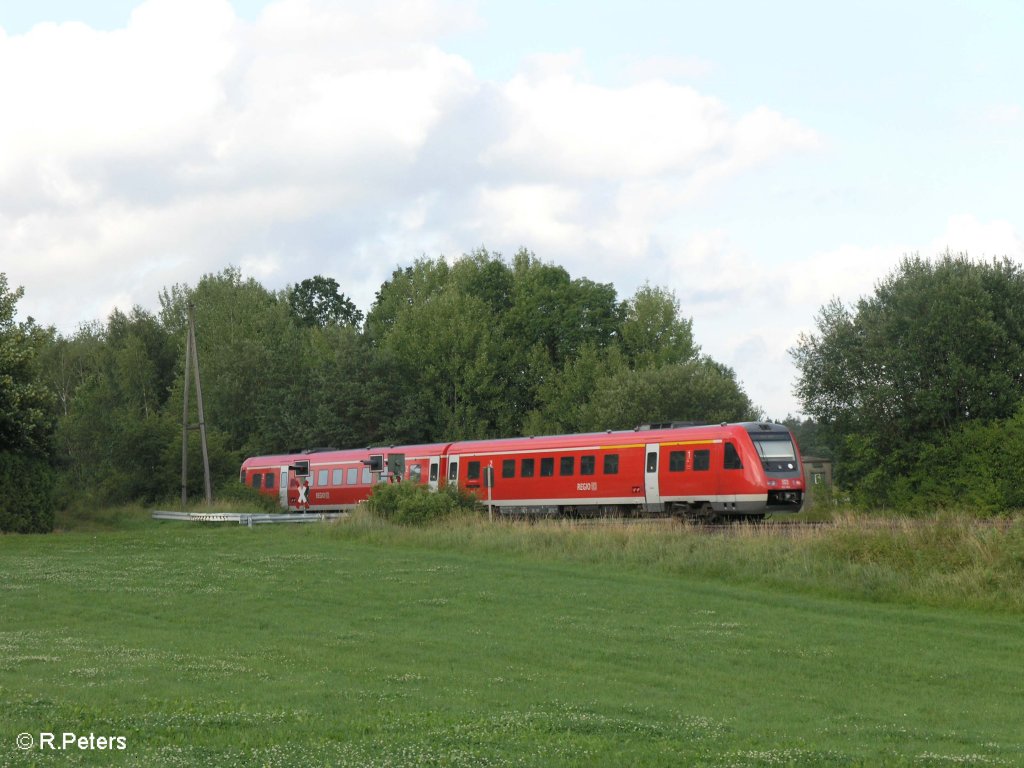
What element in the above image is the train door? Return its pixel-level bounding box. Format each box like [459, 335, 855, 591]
[428, 457, 440, 490]
[644, 443, 663, 512]
[718, 440, 740, 509]
[279, 467, 289, 509]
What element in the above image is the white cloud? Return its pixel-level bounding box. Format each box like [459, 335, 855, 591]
[623, 54, 714, 83]
[484, 65, 818, 184]
[981, 103, 1022, 125]
[783, 215, 1024, 320]
[2, 0, 824, 420]
[931, 214, 1024, 259]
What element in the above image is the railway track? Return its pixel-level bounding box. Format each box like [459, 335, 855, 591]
[525, 516, 834, 534]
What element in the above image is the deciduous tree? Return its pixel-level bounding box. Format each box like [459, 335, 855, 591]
[791, 252, 1024, 505]
[0, 274, 55, 531]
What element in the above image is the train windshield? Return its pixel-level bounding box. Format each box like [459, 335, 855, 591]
[752, 436, 798, 471]
[753, 439, 796, 460]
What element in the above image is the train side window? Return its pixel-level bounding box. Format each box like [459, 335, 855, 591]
[347, 467, 358, 485]
[693, 450, 710, 471]
[603, 454, 619, 474]
[540, 457, 554, 477]
[448, 461, 458, 481]
[724, 442, 743, 470]
[646, 452, 657, 473]
[362, 467, 372, 484]
[410, 464, 422, 482]
[580, 455, 595, 475]
[468, 461, 481, 481]
[252, 474, 262, 489]
[521, 458, 535, 478]
[502, 459, 516, 478]
[265, 472, 275, 489]
[560, 456, 575, 476]
[429, 464, 438, 482]
[669, 451, 687, 472]
[332, 469, 343, 485]
[318, 469, 329, 487]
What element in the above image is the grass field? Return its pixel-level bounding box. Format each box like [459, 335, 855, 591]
[2, 512, 1023, 766]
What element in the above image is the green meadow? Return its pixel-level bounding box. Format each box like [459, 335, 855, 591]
[2, 512, 1023, 766]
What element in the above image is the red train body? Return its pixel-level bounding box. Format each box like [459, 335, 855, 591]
[240, 422, 804, 519]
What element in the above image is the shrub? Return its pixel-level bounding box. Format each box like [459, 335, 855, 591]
[366, 481, 481, 525]
[0, 452, 55, 533]
[215, 479, 281, 513]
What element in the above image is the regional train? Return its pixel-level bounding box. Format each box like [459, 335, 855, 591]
[240, 422, 805, 520]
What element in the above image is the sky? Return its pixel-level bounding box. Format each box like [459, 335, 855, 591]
[2, 0, 1022, 419]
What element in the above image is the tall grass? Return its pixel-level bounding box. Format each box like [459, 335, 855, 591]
[326, 508, 1024, 612]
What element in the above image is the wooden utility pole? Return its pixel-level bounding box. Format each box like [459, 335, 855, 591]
[181, 303, 212, 508]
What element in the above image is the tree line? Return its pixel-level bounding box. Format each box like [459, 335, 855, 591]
[4, 248, 1024, 532]
[0, 249, 758, 531]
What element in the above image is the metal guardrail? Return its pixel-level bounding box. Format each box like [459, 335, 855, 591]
[152, 510, 347, 526]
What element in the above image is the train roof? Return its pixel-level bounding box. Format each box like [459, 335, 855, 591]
[448, 422, 768, 454]
[241, 442, 451, 467]
[242, 424, 794, 466]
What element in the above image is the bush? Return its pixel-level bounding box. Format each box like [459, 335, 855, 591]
[215, 479, 281, 513]
[366, 481, 481, 525]
[0, 452, 55, 533]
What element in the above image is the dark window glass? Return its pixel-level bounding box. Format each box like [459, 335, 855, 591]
[429, 463, 438, 482]
[448, 461, 458, 481]
[252, 474, 262, 489]
[502, 459, 516, 478]
[669, 451, 687, 472]
[468, 461, 481, 480]
[521, 458, 535, 478]
[560, 456, 575, 476]
[604, 454, 619, 474]
[646, 451, 658, 473]
[694, 450, 710, 471]
[265, 472, 275, 489]
[540, 457, 554, 477]
[581, 455, 596, 475]
[724, 443, 743, 470]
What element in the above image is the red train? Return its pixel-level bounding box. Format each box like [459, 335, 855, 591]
[240, 422, 805, 520]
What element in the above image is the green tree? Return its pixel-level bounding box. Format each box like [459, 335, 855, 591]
[579, 358, 759, 431]
[791, 253, 1024, 506]
[364, 258, 451, 345]
[504, 249, 620, 368]
[523, 343, 625, 436]
[379, 288, 503, 441]
[286, 275, 363, 328]
[160, 268, 299, 454]
[0, 274, 55, 531]
[0, 275, 54, 456]
[46, 307, 179, 506]
[619, 284, 698, 368]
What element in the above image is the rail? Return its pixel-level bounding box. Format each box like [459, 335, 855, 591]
[151, 510, 347, 527]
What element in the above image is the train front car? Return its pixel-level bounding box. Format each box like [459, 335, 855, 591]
[741, 422, 805, 513]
